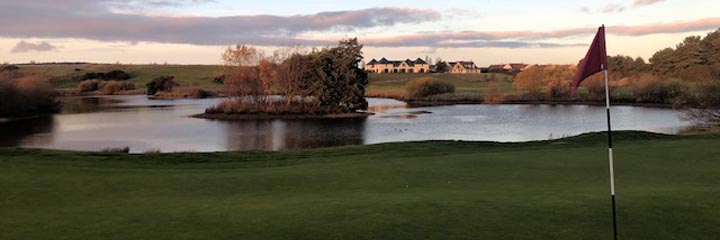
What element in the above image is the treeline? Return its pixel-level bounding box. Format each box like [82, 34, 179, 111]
[513, 62, 689, 105]
[512, 28, 720, 125]
[649, 31, 720, 81]
[207, 38, 368, 115]
[0, 66, 59, 118]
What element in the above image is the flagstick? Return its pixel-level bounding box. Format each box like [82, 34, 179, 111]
[603, 66, 618, 240]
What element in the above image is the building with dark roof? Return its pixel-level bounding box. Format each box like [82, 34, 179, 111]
[365, 58, 429, 74]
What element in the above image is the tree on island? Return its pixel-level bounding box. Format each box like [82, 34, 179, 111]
[306, 38, 368, 113]
[208, 38, 368, 115]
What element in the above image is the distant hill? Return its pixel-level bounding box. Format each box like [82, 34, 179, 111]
[17, 64, 224, 90]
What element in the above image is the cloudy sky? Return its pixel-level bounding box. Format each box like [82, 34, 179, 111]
[1, 0, 719, 65]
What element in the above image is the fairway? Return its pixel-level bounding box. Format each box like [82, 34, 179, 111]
[1, 132, 719, 239]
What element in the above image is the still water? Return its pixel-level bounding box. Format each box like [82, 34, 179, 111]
[0, 95, 691, 153]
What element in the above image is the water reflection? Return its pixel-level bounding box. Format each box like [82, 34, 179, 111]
[223, 118, 366, 151]
[60, 97, 124, 114]
[0, 95, 692, 153]
[0, 117, 55, 146]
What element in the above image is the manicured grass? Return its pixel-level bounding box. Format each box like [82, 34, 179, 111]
[2, 131, 719, 239]
[18, 64, 224, 90]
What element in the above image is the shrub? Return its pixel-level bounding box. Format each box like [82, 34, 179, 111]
[77, 80, 101, 92]
[98, 81, 135, 95]
[146, 76, 179, 95]
[101, 146, 130, 153]
[152, 87, 215, 99]
[206, 98, 326, 115]
[405, 77, 455, 100]
[213, 75, 225, 84]
[0, 72, 59, 117]
[630, 73, 688, 104]
[77, 80, 136, 94]
[685, 78, 720, 125]
[0, 65, 19, 72]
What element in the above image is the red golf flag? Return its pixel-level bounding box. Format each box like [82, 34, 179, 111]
[572, 25, 607, 96]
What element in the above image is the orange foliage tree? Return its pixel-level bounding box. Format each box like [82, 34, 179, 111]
[0, 68, 59, 117]
[221, 45, 266, 102]
[513, 65, 576, 99]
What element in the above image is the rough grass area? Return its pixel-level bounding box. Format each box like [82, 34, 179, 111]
[368, 73, 517, 92]
[367, 73, 518, 101]
[2, 131, 719, 239]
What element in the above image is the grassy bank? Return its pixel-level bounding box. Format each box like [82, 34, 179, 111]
[2, 131, 719, 239]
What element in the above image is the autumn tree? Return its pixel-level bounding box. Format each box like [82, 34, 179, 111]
[274, 46, 310, 106]
[222, 45, 266, 101]
[0, 70, 59, 117]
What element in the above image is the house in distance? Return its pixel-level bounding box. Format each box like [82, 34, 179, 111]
[448, 61, 482, 74]
[488, 63, 531, 73]
[365, 58, 430, 74]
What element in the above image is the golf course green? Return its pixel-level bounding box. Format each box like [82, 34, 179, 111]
[2, 131, 719, 239]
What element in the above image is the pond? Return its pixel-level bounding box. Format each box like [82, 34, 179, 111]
[0, 95, 692, 153]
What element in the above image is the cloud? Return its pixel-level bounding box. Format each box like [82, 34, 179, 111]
[0, 1, 439, 46]
[581, 0, 664, 14]
[633, 0, 665, 6]
[310, 17, 720, 48]
[106, 0, 216, 11]
[10, 41, 59, 53]
[419, 48, 438, 54]
[601, 4, 626, 13]
[0, 0, 716, 50]
[443, 8, 482, 20]
[611, 17, 720, 35]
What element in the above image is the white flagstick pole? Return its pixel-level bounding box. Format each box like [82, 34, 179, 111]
[604, 65, 618, 240]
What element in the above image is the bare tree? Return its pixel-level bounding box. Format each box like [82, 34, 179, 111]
[221, 45, 265, 103]
[273, 46, 309, 105]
